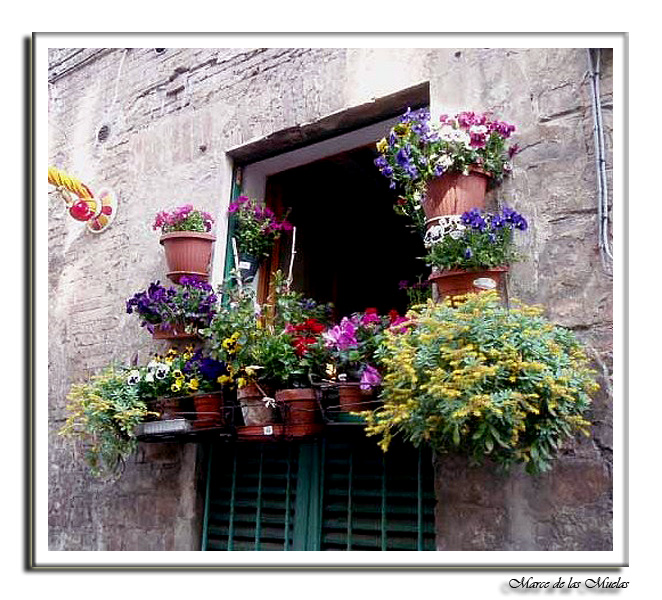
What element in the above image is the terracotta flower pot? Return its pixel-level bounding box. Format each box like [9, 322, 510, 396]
[336, 383, 379, 413]
[423, 167, 490, 226]
[192, 392, 224, 429]
[275, 388, 322, 437]
[236, 424, 285, 441]
[155, 396, 184, 421]
[159, 231, 216, 284]
[429, 266, 508, 301]
[237, 383, 276, 426]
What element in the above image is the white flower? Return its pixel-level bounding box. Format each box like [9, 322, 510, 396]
[439, 125, 455, 141]
[155, 363, 170, 379]
[436, 154, 453, 169]
[127, 370, 141, 385]
[144, 372, 155, 383]
[470, 125, 488, 135]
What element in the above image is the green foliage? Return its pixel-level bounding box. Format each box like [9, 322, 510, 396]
[201, 271, 332, 389]
[59, 365, 158, 478]
[361, 292, 599, 475]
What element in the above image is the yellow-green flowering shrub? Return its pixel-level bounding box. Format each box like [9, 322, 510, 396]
[361, 292, 599, 475]
[60, 365, 158, 478]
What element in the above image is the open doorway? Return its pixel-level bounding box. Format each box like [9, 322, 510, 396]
[262, 144, 427, 318]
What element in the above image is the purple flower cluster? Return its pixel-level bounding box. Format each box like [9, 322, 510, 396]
[461, 207, 528, 233]
[126, 277, 217, 333]
[183, 349, 227, 386]
[323, 317, 358, 351]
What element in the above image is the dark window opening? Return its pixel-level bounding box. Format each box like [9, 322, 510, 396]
[263, 145, 427, 318]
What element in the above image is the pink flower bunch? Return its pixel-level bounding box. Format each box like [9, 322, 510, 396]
[360, 364, 382, 390]
[450, 111, 516, 149]
[323, 317, 358, 351]
[153, 204, 214, 233]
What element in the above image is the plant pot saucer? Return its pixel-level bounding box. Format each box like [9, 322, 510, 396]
[166, 270, 210, 284]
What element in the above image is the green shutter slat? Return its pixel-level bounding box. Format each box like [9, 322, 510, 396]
[381, 453, 387, 551]
[255, 447, 264, 550]
[283, 445, 293, 551]
[417, 447, 423, 551]
[227, 450, 237, 550]
[346, 450, 353, 551]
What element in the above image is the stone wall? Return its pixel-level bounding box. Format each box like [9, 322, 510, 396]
[48, 46, 612, 551]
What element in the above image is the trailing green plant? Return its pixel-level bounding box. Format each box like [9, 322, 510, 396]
[59, 365, 158, 478]
[360, 292, 599, 475]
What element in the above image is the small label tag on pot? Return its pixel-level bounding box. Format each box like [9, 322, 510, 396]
[263, 425, 273, 435]
[239, 261, 252, 270]
[473, 277, 497, 290]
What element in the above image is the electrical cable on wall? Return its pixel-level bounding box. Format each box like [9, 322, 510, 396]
[587, 48, 613, 273]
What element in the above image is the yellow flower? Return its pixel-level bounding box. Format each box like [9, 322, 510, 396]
[171, 381, 182, 393]
[376, 137, 388, 153]
[237, 377, 247, 388]
[217, 375, 233, 385]
[187, 378, 200, 392]
[171, 370, 183, 380]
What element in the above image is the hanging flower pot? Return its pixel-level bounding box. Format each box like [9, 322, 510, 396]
[423, 167, 490, 227]
[428, 266, 508, 301]
[192, 391, 224, 429]
[275, 388, 323, 438]
[237, 253, 261, 283]
[237, 383, 277, 427]
[160, 231, 216, 284]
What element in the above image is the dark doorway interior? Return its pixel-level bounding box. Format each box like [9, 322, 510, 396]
[265, 145, 427, 318]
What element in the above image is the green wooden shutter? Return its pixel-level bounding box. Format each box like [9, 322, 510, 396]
[203, 435, 436, 551]
[319, 439, 436, 551]
[204, 443, 298, 551]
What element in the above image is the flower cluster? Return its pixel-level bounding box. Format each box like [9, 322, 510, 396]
[362, 291, 599, 475]
[126, 276, 217, 334]
[286, 318, 326, 357]
[229, 195, 293, 259]
[424, 207, 528, 271]
[320, 308, 399, 390]
[374, 108, 518, 231]
[202, 271, 332, 390]
[153, 204, 214, 234]
[127, 347, 227, 399]
[398, 277, 432, 306]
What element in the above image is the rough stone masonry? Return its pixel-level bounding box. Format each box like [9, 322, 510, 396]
[48, 47, 613, 551]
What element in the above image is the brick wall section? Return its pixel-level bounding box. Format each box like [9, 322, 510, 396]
[48, 47, 613, 551]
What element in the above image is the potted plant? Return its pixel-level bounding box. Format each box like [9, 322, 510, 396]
[201, 280, 278, 430]
[228, 195, 293, 282]
[59, 364, 159, 478]
[125, 276, 218, 340]
[320, 308, 388, 414]
[128, 347, 228, 429]
[361, 291, 599, 475]
[153, 204, 215, 283]
[374, 108, 519, 233]
[424, 206, 528, 301]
